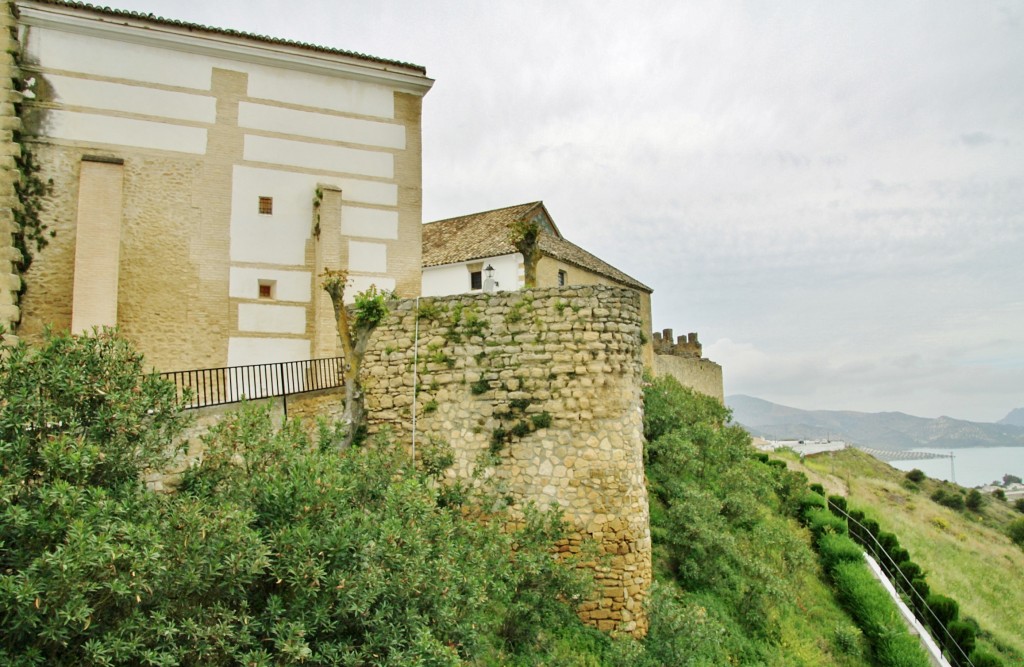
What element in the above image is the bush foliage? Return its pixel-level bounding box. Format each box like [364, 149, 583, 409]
[638, 376, 848, 664]
[0, 331, 594, 666]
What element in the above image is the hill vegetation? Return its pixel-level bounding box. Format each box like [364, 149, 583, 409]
[777, 446, 1024, 665]
[3, 331, 952, 665]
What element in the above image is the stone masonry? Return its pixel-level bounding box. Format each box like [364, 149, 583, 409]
[361, 285, 652, 636]
[652, 327, 725, 402]
[0, 1, 21, 343]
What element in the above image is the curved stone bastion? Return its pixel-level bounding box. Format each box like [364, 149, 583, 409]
[361, 285, 652, 636]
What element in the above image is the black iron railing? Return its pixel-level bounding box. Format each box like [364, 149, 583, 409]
[160, 357, 344, 410]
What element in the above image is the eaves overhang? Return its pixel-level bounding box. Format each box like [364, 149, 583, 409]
[16, 1, 435, 96]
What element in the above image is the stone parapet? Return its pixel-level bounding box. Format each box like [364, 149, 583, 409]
[362, 285, 652, 636]
[652, 327, 703, 358]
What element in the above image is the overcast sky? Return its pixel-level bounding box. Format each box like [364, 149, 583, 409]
[106, 0, 1024, 422]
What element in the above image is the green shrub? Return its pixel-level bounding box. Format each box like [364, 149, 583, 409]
[471, 377, 491, 395]
[926, 593, 959, 638]
[508, 397, 532, 412]
[810, 483, 825, 495]
[830, 561, 930, 667]
[817, 533, 864, 571]
[1014, 498, 1024, 513]
[905, 468, 926, 483]
[797, 490, 828, 522]
[969, 648, 1005, 667]
[965, 489, 984, 512]
[0, 331, 595, 665]
[932, 488, 966, 510]
[509, 419, 531, 439]
[827, 494, 848, 517]
[848, 509, 867, 545]
[530, 412, 553, 429]
[873, 631, 935, 667]
[909, 578, 931, 619]
[876, 532, 901, 577]
[896, 561, 923, 595]
[833, 623, 863, 656]
[1007, 518, 1024, 547]
[945, 620, 976, 666]
[805, 507, 848, 542]
[641, 377, 813, 652]
[890, 547, 910, 569]
[352, 284, 392, 327]
[642, 375, 732, 442]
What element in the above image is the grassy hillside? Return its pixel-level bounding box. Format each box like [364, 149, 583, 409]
[776, 447, 1024, 665]
[2, 332, 931, 665]
[639, 378, 875, 666]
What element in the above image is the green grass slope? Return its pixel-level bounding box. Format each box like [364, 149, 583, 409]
[637, 378, 874, 666]
[778, 447, 1024, 665]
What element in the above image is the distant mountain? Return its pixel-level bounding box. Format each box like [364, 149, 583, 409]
[727, 395, 1024, 450]
[999, 408, 1024, 427]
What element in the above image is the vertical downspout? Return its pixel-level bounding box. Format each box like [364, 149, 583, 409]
[411, 296, 420, 467]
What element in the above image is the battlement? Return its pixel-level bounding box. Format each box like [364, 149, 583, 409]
[652, 328, 702, 358]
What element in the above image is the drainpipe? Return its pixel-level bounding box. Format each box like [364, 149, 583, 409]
[411, 296, 420, 468]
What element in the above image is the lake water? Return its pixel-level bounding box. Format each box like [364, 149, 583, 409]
[889, 447, 1024, 488]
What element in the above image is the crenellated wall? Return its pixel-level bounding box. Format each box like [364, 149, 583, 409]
[361, 285, 652, 636]
[652, 327, 724, 401]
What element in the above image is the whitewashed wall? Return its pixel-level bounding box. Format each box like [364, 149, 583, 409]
[421, 253, 522, 297]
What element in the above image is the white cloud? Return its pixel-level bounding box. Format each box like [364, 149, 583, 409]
[104, 0, 1024, 422]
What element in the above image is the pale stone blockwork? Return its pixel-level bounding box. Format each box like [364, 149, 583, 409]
[653, 354, 725, 402]
[70, 157, 123, 333]
[361, 285, 652, 636]
[9, 0, 432, 369]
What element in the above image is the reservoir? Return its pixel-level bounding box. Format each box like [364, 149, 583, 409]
[889, 447, 1024, 488]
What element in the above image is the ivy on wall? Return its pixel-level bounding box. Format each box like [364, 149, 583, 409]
[10, 62, 55, 316]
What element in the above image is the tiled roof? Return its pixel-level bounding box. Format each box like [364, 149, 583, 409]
[21, 0, 427, 74]
[422, 202, 652, 293]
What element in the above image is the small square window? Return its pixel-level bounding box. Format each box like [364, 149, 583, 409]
[258, 196, 273, 215]
[557, 270, 567, 287]
[258, 280, 275, 299]
[470, 270, 482, 290]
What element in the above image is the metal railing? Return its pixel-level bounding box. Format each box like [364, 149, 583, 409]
[160, 357, 344, 410]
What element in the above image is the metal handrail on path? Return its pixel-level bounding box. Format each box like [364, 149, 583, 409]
[160, 357, 344, 411]
[831, 504, 971, 667]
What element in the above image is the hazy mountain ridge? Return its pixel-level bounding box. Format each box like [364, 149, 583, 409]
[727, 395, 1024, 450]
[1000, 407, 1024, 427]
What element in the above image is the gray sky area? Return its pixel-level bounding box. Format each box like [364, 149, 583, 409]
[104, 0, 1023, 422]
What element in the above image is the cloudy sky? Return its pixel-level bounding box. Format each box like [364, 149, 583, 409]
[106, 0, 1024, 422]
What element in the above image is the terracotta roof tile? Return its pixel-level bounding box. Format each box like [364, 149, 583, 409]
[422, 202, 651, 293]
[22, 0, 427, 74]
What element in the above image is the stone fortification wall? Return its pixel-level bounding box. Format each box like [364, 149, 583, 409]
[653, 353, 724, 402]
[652, 328, 702, 358]
[0, 2, 21, 342]
[361, 285, 652, 636]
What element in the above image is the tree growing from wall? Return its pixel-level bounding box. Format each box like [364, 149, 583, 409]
[509, 218, 541, 288]
[321, 269, 391, 448]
